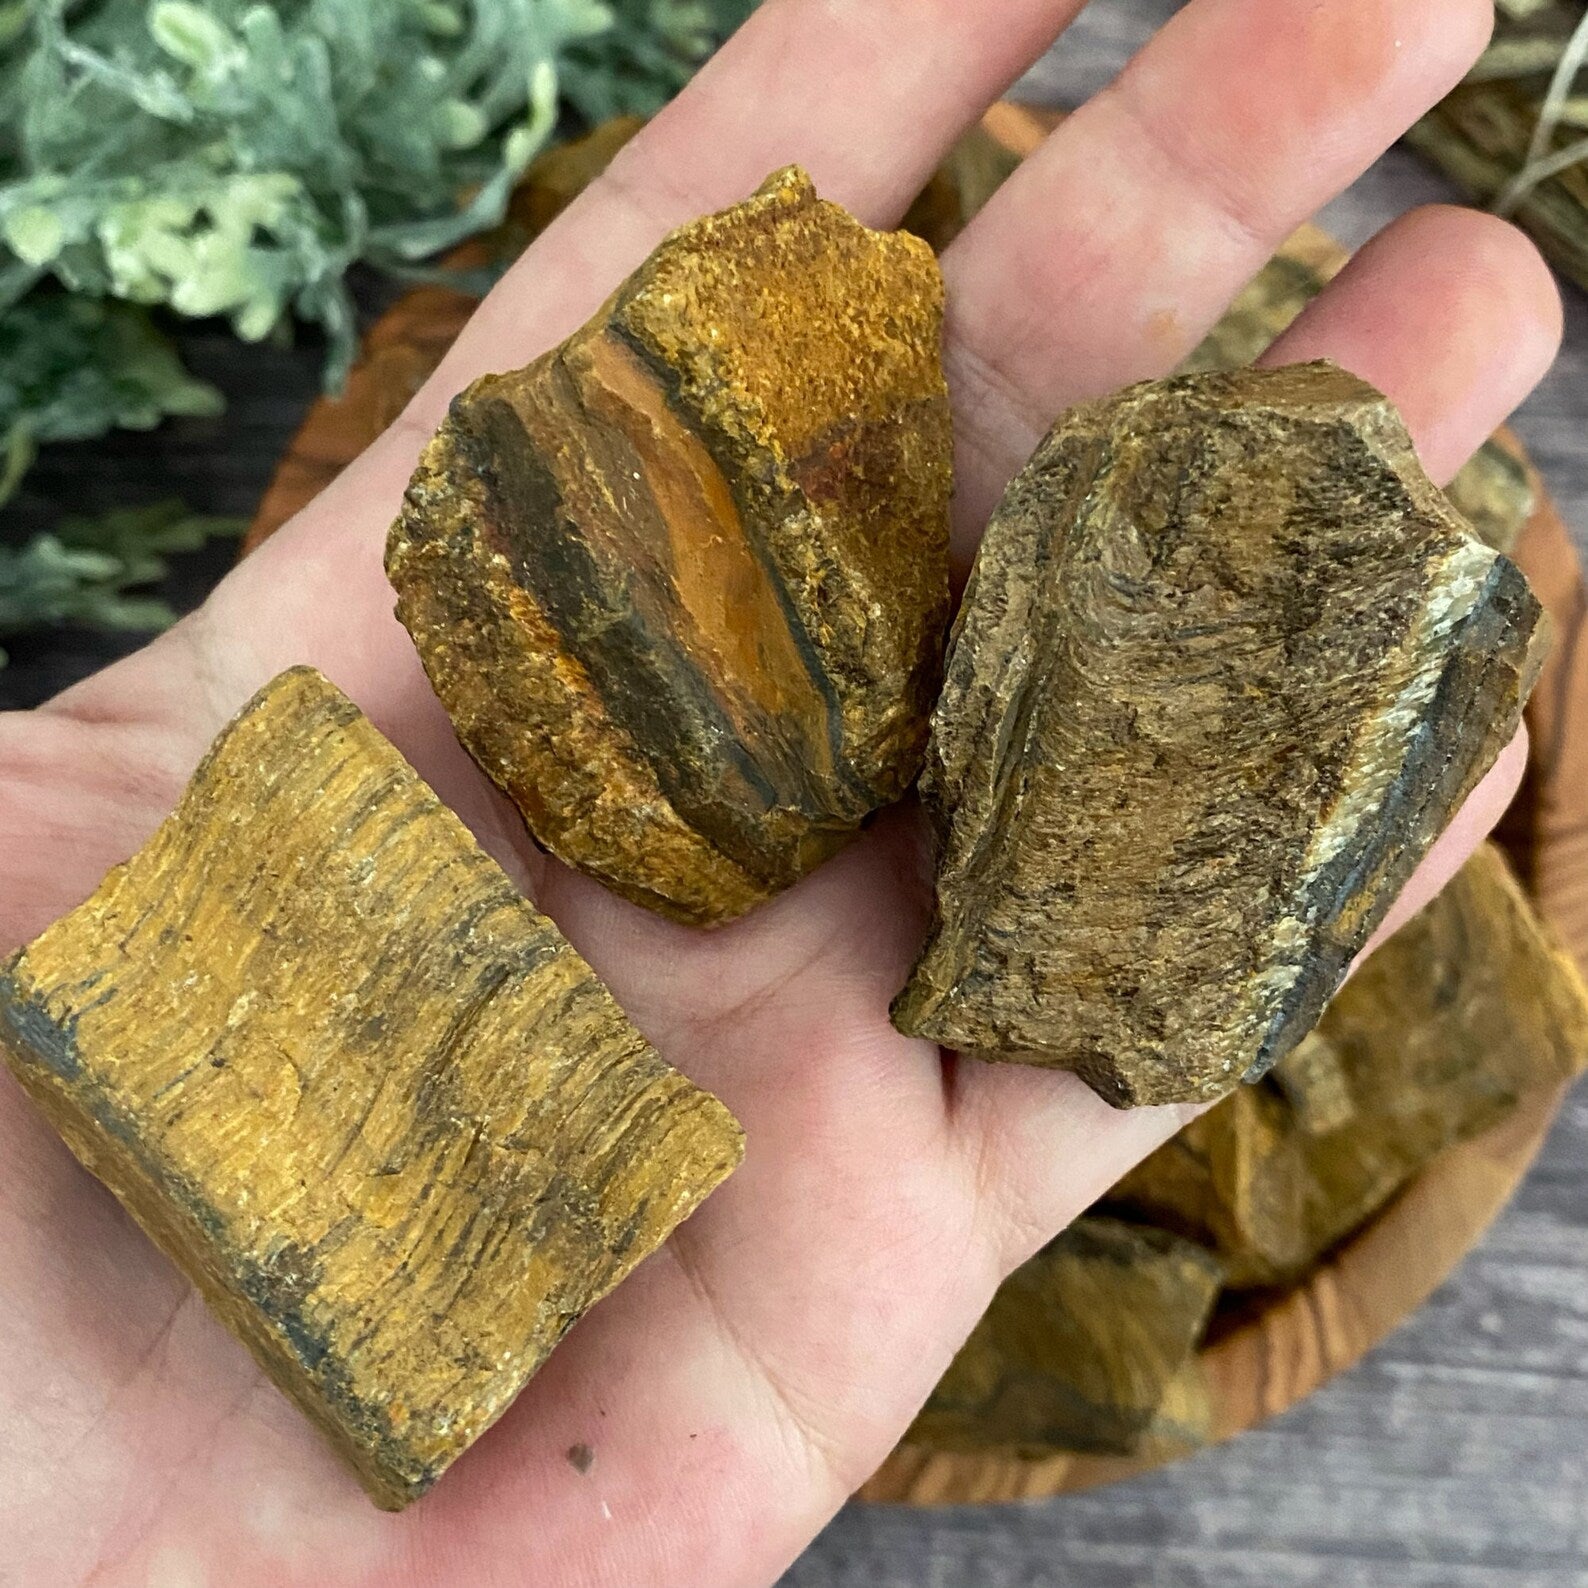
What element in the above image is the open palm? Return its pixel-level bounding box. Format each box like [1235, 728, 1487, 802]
[0, 1, 1561, 1583]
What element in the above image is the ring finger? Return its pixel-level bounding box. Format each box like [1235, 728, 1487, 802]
[955, 200, 1564, 1271]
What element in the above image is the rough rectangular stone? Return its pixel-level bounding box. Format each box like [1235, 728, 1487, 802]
[893, 363, 1548, 1107]
[0, 668, 742, 1508]
[1108, 842, 1588, 1285]
[909, 1216, 1222, 1459]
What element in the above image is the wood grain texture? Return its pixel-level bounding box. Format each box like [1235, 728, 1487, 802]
[0, 668, 742, 1508]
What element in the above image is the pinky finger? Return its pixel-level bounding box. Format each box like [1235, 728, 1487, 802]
[1259, 203, 1562, 485]
[956, 203, 1564, 1276]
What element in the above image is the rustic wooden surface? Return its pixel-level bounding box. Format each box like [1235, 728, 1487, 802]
[3, 2, 1587, 1581]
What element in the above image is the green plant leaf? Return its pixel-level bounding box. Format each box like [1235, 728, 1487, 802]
[0, 0, 754, 501]
[0, 291, 224, 507]
[0, 499, 245, 663]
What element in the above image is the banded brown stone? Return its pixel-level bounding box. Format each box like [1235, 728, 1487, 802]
[0, 668, 743, 1507]
[893, 364, 1548, 1107]
[387, 168, 952, 925]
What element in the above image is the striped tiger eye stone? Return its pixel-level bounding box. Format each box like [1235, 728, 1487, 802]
[893, 363, 1548, 1107]
[909, 1216, 1223, 1460]
[387, 167, 953, 925]
[0, 669, 743, 1508]
[1110, 842, 1588, 1287]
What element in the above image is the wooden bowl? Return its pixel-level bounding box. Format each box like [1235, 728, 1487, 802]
[243, 104, 1588, 1507]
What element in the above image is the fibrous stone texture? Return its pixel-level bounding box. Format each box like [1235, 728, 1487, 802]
[0, 667, 743, 1509]
[1107, 842, 1588, 1286]
[1443, 432, 1536, 557]
[906, 846, 1588, 1460]
[1180, 232, 1536, 557]
[1265, 1029, 1356, 1137]
[909, 1217, 1223, 1459]
[893, 362, 1548, 1107]
[387, 166, 952, 925]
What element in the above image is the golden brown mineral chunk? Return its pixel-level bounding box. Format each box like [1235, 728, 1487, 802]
[387, 166, 953, 925]
[1181, 234, 1535, 557]
[1267, 1030, 1356, 1136]
[892, 363, 1548, 1107]
[1443, 434, 1537, 558]
[1109, 843, 1588, 1285]
[1109, 1084, 1326, 1290]
[909, 1217, 1222, 1459]
[0, 668, 743, 1509]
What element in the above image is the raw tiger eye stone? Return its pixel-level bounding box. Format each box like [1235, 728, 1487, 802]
[387, 166, 953, 926]
[0, 668, 743, 1509]
[1109, 843, 1588, 1286]
[1443, 433, 1536, 557]
[1180, 235, 1536, 557]
[1266, 1029, 1355, 1137]
[909, 1217, 1222, 1459]
[892, 362, 1548, 1107]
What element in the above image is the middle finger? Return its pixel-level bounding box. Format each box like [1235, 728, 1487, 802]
[942, 0, 1496, 549]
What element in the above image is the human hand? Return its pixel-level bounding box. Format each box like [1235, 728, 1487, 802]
[0, 0, 1559, 1582]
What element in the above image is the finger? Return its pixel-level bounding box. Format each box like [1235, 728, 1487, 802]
[46, 0, 1096, 779]
[942, 0, 1495, 545]
[1258, 205, 1565, 484]
[956, 204, 1565, 1272]
[417, 0, 1098, 416]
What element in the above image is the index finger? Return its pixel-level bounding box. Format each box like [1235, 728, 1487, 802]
[47, 0, 1096, 763]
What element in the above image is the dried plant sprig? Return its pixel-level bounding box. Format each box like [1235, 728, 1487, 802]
[0, 0, 751, 505]
[1406, 0, 1588, 294]
[1495, 6, 1588, 214]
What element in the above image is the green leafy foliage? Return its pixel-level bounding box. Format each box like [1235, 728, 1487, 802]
[0, 0, 682, 375]
[0, 500, 244, 665]
[0, 0, 750, 479]
[0, 0, 753, 663]
[0, 292, 223, 506]
[562, 0, 756, 120]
